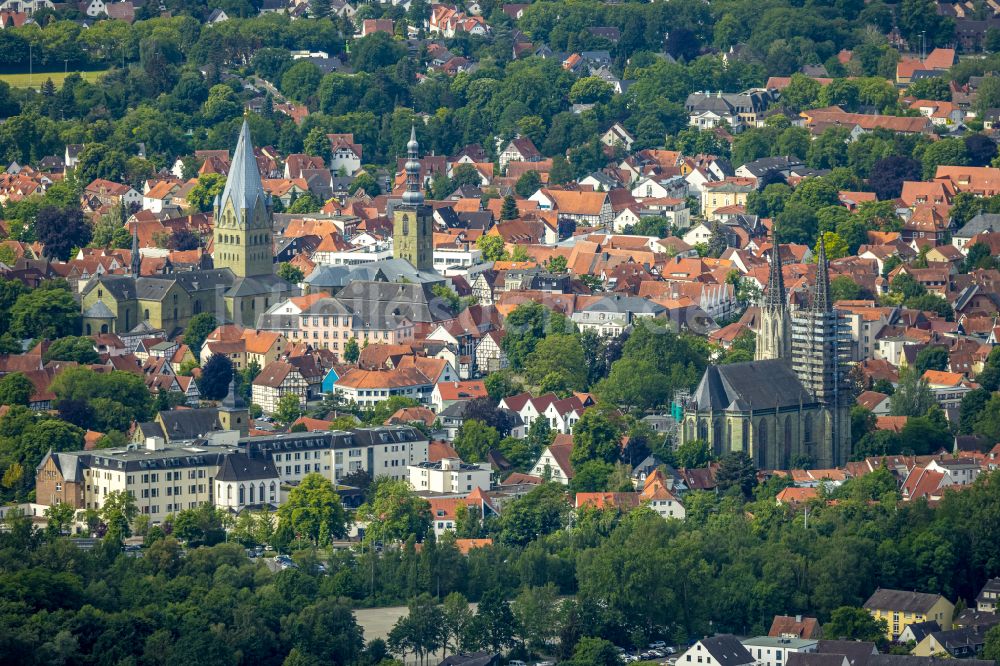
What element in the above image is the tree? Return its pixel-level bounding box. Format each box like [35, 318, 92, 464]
[183, 312, 217, 359]
[36, 206, 92, 261]
[524, 333, 587, 393]
[198, 354, 234, 401]
[716, 450, 757, 499]
[10, 283, 80, 340]
[515, 170, 541, 197]
[966, 134, 998, 166]
[899, 407, 952, 454]
[959, 388, 990, 435]
[921, 138, 968, 179]
[824, 606, 888, 644]
[675, 439, 713, 468]
[485, 370, 522, 401]
[869, 156, 921, 200]
[282, 598, 364, 665]
[172, 503, 226, 547]
[388, 594, 444, 664]
[277, 262, 305, 283]
[356, 478, 431, 545]
[349, 172, 381, 197]
[351, 32, 407, 72]
[441, 592, 473, 656]
[43, 336, 99, 364]
[831, 275, 864, 302]
[476, 234, 506, 262]
[100, 489, 137, 543]
[275, 393, 304, 425]
[469, 588, 517, 653]
[281, 60, 323, 104]
[310, 0, 331, 18]
[907, 77, 951, 101]
[44, 502, 76, 536]
[343, 337, 359, 363]
[815, 232, 849, 262]
[513, 584, 560, 652]
[973, 393, 1000, 442]
[278, 473, 347, 545]
[0, 372, 34, 407]
[890, 365, 935, 417]
[549, 156, 574, 185]
[501, 301, 553, 370]
[914, 346, 949, 375]
[569, 460, 614, 493]
[500, 195, 519, 220]
[498, 482, 568, 546]
[287, 193, 322, 214]
[569, 408, 621, 467]
[168, 229, 200, 251]
[453, 419, 500, 463]
[984, 624, 1000, 662]
[565, 637, 621, 666]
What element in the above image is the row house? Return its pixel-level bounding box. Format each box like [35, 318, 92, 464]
[498, 392, 592, 433]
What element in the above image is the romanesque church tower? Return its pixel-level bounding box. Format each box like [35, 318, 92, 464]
[213, 119, 274, 279]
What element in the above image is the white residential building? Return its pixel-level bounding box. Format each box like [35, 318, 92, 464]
[409, 458, 492, 494]
[741, 637, 818, 666]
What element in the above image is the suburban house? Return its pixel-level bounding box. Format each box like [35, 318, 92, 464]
[678, 635, 755, 666]
[529, 435, 574, 484]
[863, 589, 954, 641]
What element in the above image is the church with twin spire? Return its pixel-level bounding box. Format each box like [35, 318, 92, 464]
[80, 120, 296, 337]
[678, 236, 852, 469]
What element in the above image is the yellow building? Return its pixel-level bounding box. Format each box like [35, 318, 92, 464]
[701, 177, 755, 219]
[863, 589, 954, 642]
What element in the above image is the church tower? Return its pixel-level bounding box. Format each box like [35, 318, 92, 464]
[755, 230, 792, 361]
[213, 119, 274, 279]
[218, 376, 249, 437]
[393, 127, 433, 271]
[791, 237, 852, 465]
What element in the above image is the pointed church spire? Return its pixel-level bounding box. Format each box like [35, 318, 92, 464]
[218, 119, 266, 220]
[764, 227, 785, 311]
[402, 125, 424, 206]
[130, 222, 141, 276]
[813, 235, 832, 312]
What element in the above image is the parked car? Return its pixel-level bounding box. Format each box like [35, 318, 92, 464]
[509, 661, 527, 666]
[665, 647, 677, 654]
[650, 641, 667, 650]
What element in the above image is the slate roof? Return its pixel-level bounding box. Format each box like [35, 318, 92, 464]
[692, 359, 813, 412]
[903, 621, 940, 643]
[215, 451, 278, 482]
[158, 408, 222, 441]
[864, 589, 945, 614]
[956, 212, 1000, 238]
[698, 635, 755, 666]
[219, 120, 267, 219]
[814, 641, 876, 666]
[868, 657, 992, 666]
[786, 655, 848, 666]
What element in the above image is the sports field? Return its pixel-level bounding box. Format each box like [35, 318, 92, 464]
[0, 70, 109, 88]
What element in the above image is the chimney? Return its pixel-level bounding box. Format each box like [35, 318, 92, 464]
[795, 615, 802, 623]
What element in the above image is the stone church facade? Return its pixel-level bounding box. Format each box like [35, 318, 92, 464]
[680, 237, 852, 469]
[81, 120, 296, 336]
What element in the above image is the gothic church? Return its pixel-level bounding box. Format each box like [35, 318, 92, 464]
[679, 237, 852, 469]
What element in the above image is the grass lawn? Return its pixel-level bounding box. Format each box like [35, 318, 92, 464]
[0, 70, 109, 88]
